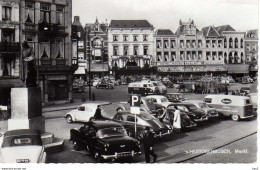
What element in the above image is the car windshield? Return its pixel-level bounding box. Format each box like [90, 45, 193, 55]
[186, 105, 198, 110]
[145, 99, 156, 110]
[161, 97, 169, 103]
[140, 114, 154, 120]
[96, 127, 127, 138]
[198, 103, 208, 108]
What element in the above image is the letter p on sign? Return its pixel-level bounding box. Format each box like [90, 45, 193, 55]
[130, 94, 141, 107]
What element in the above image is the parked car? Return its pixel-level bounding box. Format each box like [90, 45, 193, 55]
[151, 81, 167, 94]
[128, 81, 159, 95]
[146, 95, 172, 108]
[73, 79, 84, 93]
[116, 97, 164, 117]
[185, 100, 219, 120]
[111, 111, 172, 140]
[240, 87, 250, 96]
[162, 78, 174, 88]
[70, 120, 141, 162]
[167, 103, 208, 123]
[96, 81, 114, 89]
[92, 79, 101, 87]
[204, 95, 254, 121]
[65, 102, 111, 123]
[166, 93, 186, 103]
[0, 129, 46, 163]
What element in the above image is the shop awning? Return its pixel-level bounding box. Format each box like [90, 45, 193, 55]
[74, 66, 86, 75]
[228, 64, 249, 74]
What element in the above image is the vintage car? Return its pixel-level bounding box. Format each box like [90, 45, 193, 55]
[70, 120, 141, 162]
[162, 78, 174, 88]
[0, 129, 46, 163]
[65, 102, 111, 123]
[167, 103, 208, 123]
[111, 111, 172, 140]
[128, 81, 159, 95]
[146, 95, 172, 108]
[116, 97, 163, 117]
[96, 81, 114, 89]
[161, 108, 197, 130]
[204, 95, 254, 121]
[165, 93, 186, 103]
[184, 100, 219, 120]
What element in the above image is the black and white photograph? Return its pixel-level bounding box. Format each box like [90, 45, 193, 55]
[0, 0, 258, 169]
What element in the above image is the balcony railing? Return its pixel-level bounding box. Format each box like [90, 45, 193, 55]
[40, 58, 67, 66]
[0, 42, 20, 53]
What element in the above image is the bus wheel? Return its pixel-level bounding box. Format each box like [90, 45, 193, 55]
[231, 114, 240, 121]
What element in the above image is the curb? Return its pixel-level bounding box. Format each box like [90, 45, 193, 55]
[156, 131, 257, 163]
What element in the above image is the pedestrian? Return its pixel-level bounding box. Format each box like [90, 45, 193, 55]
[225, 86, 229, 95]
[173, 106, 181, 133]
[92, 105, 103, 120]
[143, 126, 157, 163]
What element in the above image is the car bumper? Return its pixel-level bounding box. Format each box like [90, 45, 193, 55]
[154, 130, 172, 138]
[240, 115, 254, 119]
[184, 123, 197, 128]
[101, 151, 141, 160]
[193, 117, 208, 122]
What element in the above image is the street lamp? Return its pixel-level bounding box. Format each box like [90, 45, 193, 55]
[86, 27, 91, 100]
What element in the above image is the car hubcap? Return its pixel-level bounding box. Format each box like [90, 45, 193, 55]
[67, 116, 72, 122]
[232, 115, 239, 121]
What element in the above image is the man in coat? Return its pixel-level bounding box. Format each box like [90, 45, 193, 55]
[143, 126, 157, 163]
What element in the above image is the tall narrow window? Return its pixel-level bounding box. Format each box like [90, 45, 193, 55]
[144, 46, 148, 55]
[123, 35, 128, 42]
[113, 46, 118, 55]
[40, 3, 50, 23]
[235, 38, 238, 48]
[113, 35, 118, 42]
[134, 46, 138, 55]
[124, 46, 128, 55]
[229, 38, 233, 48]
[2, 6, 12, 21]
[164, 40, 169, 48]
[133, 35, 138, 41]
[143, 35, 148, 41]
[171, 40, 175, 48]
[156, 40, 161, 48]
[240, 39, 243, 48]
[56, 5, 64, 26]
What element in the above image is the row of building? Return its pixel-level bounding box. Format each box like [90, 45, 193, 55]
[73, 17, 258, 81]
[0, 0, 258, 105]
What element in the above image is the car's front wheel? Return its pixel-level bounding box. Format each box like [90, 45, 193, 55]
[94, 151, 103, 163]
[66, 115, 73, 123]
[231, 114, 240, 121]
[73, 142, 80, 151]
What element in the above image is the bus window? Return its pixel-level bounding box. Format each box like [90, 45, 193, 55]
[204, 98, 212, 103]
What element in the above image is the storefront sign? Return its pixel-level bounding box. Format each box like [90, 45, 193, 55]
[157, 61, 204, 66]
[89, 64, 109, 72]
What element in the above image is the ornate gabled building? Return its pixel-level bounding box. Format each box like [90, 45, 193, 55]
[0, 0, 21, 105]
[245, 29, 258, 77]
[20, 0, 75, 105]
[85, 18, 109, 78]
[108, 20, 155, 77]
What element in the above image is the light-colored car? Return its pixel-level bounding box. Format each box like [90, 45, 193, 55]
[151, 81, 167, 94]
[0, 129, 46, 163]
[92, 79, 101, 87]
[65, 102, 111, 123]
[146, 95, 172, 108]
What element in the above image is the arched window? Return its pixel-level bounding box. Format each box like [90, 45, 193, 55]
[234, 52, 238, 63]
[240, 52, 244, 63]
[224, 38, 227, 48]
[224, 52, 227, 63]
[229, 52, 233, 64]
[229, 38, 233, 48]
[240, 39, 243, 48]
[235, 38, 238, 48]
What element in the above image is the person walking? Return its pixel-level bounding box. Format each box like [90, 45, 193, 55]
[143, 126, 157, 163]
[173, 106, 181, 133]
[92, 105, 104, 120]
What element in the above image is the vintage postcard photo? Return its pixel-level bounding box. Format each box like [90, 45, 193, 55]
[0, 0, 258, 169]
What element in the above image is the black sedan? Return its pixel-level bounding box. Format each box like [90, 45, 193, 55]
[70, 120, 141, 162]
[111, 111, 172, 140]
[167, 103, 208, 123]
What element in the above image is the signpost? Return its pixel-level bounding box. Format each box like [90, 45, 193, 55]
[130, 94, 141, 138]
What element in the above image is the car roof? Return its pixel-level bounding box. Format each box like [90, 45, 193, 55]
[146, 95, 166, 98]
[90, 120, 123, 129]
[80, 102, 111, 108]
[167, 93, 182, 95]
[205, 95, 250, 100]
[4, 129, 40, 137]
[168, 103, 193, 107]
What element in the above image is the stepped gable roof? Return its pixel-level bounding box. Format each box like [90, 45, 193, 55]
[175, 25, 185, 35]
[202, 26, 220, 37]
[214, 25, 235, 34]
[109, 20, 153, 28]
[156, 29, 174, 35]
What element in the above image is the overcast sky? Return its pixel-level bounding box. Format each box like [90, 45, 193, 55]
[72, 0, 259, 32]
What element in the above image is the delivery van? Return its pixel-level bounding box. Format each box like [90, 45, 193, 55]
[204, 95, 254, 121]
[128, 81, 158, 95]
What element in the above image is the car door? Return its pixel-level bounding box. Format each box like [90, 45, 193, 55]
[74, 106, 86, 121]
[77, 106, 94, 122]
